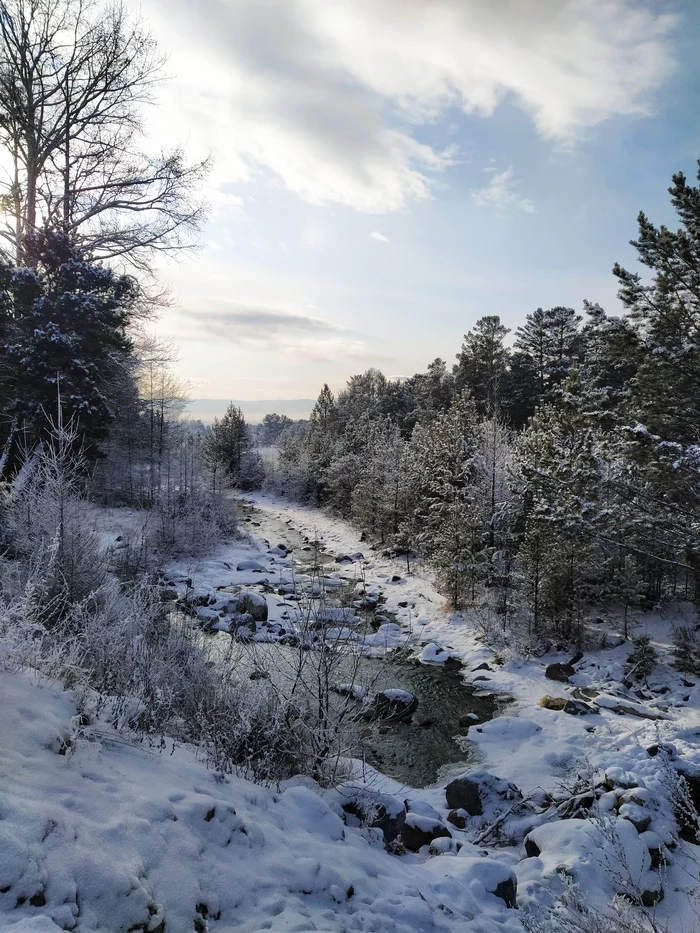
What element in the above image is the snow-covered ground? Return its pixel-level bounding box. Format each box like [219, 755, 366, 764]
[3, 492, 700, 931]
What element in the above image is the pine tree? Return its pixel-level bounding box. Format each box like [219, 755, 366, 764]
[516, 368, 603, 638]
[454, 316, 510, 417]
[607, 161, 700, 601]
[0, 232, 137, 474]
[205, 403, 251, 486]
[509, 306, 583, 427]
[420, 389, 483, 608]
[303, 384, 339, 502]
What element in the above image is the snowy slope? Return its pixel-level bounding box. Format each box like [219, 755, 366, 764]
[0, 670, 521, 933]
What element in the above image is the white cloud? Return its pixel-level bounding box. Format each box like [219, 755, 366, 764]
[370, 231, 390, 243]
[471, 166, 535, 214]
[138, 0, 677, 213]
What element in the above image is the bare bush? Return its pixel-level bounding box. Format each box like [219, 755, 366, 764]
[521, 876, 670, 933]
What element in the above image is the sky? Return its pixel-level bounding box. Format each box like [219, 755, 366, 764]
[129, 0, 700, 402]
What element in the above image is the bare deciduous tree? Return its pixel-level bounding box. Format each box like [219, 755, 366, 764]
[0, 0, 208, 269]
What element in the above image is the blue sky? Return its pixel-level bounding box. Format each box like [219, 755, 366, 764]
[132, 0, 700, 399]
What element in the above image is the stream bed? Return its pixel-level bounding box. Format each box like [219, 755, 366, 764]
[206, 498, 504, 787]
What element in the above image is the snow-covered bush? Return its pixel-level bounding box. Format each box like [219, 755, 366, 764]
[1, 427, 106, 623]
[626, 635, 658, 681]
[671, 624, 700, 675]
[521, 876, 670, 933]
[1, 572, 306, 783]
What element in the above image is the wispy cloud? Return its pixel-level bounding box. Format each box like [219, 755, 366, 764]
[471, 166, 534, 214]
[370, 231, 390, 243]
[142, 0, 677, 213]
[187, 304, 342, 340]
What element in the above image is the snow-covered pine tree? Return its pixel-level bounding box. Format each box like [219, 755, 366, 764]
[0, 232, 138, 475]
[204, 403, 251, 486]
[508, 306, 583, 428]
[610, 160, 700, 602]
[516, 368, 603, 639]
[302, 384, 339, 503]
[420, 389, 483, 608]
[454, 315, 510, 418]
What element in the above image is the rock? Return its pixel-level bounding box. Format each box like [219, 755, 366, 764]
[357, 595, 379, 610]
[571, 686, 600, 701]
[401, 800, 451, 851]
[472, 662, 492, 672]
[236, 560, 267, 572]
[391, 575, 402, 583]
[445, 770, 521, 817]
[454, 859, 517, 909]
[524, 835, 540, 858]
[401, 814, 452, 852]
[195, 607, 221, 627]
[340, 789, 406, 844]
[494, 878, 517, 909]
[593, 695, 665, 720]
[619, 802, 652, 833]
[539, 695, 595, 717]
[429, 837, 459, 856]
[232, 591, 268, 622]
[371, 689, 418, 720]
[447, 809, 468, 829]
[335, 683, 367, 700]
[639, 831, 664, 869]
[160, 586, 179, 601]
[545, 662, 575, 682]
[563, 699, 597, 716]
[459, 713, 479, 728]
[641, 886, 664, 907]
[538, 695, 567, 711]
[602, 767, 642, 791]
[249, 670, 270, 681]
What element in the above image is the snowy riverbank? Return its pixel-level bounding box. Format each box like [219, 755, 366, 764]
[2, 493, 700, 932]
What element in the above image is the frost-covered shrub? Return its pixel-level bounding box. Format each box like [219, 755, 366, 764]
[150, 486, 237, 558]
[626, 635, 658, 681]
[521, 876, 669, 933]
[1, 432, 106, 621]
[672, 625, 700, 675]
[1, 573, 306, 783]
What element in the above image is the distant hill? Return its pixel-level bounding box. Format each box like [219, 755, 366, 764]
[185, 398, 315, 424]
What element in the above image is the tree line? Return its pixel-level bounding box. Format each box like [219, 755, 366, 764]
[268, 162, 700, 645]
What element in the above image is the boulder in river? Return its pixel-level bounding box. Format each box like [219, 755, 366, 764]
[228, 590, 268, 622]
[370, 689, 418, 721]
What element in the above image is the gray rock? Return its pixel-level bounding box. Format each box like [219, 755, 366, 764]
[447, 809, 468, 829]
[545, 662, 575, 682]
[445, 770, 522, 817]
[236, 560, 267, 573]
[641, 886, 664, 907]
[340, 790, 406, 844]
[401, 802, 451, 851]
[494, 878, 517, 909]
[371, 689, 418, 721]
